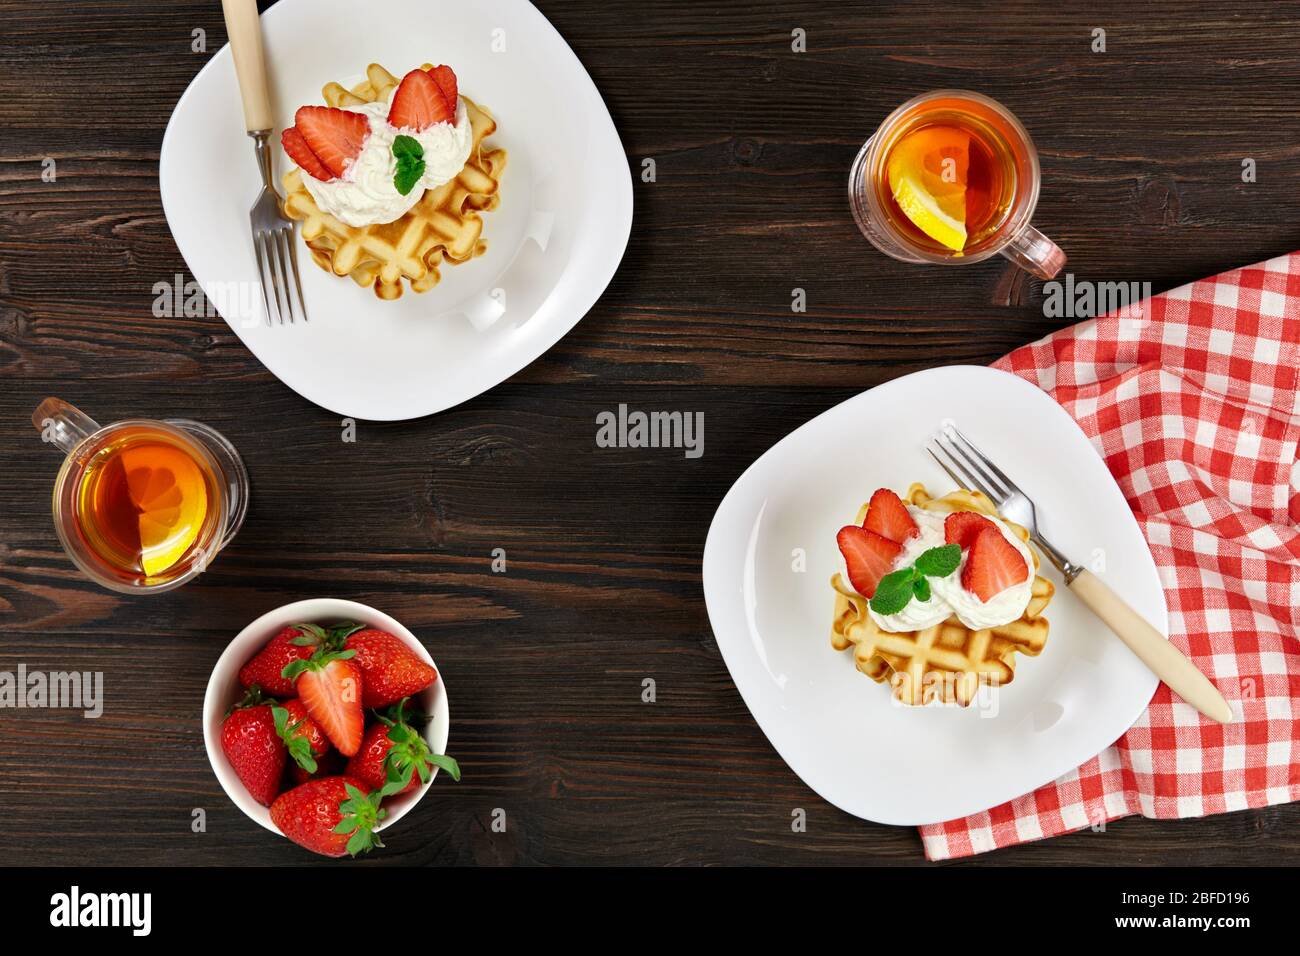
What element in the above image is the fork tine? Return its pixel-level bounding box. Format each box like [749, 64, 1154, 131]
[278, 227, 309, 323]
[262, 231, 289, 325]
[951, 427, 1019, 496]
[253, 232, 276, 327]
[926, 447, 966, 489]
[930, 437, 1000, 503]
[271, 230, 297, 324]
[942, 431, 1010, 500]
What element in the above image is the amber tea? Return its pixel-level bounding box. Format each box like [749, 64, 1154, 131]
[73, 425, 217, 581]
[850, 90, 1065, 279]
[878, 108, 1019, 255]
[35, 398, 249, 594]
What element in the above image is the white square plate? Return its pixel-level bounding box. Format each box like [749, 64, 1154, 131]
[161, 0, 631, 420]
[703, 365, 1164, 826]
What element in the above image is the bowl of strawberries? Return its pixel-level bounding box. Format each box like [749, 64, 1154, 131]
[203, 598, 459, 858]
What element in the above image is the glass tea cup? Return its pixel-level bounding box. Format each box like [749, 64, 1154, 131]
[33, 397, 249, 594]
[849, 90, 1065, 279]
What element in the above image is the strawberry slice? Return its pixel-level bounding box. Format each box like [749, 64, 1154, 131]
[280, 125, 335, 182]
[961, 526, 1029, 602]
[427, 65, 459, 112]
[944, 510, 997, 551]
[294, 106, 370, 178]
[284, 651, 365, 757]
[863, 488, 918, 544]
[387, 68, 454, 131]
[837, 526, 902, 598]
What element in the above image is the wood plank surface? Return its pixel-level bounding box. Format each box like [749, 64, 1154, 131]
[0, 0, 1297, 865]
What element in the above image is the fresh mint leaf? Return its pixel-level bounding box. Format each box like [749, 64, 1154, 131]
[392, 134, 424, 160]
[869, 568, 917, 616]
[912, 576, 931, 603]
[394, 158, 425, 195]
[915, 543, 961, 579]
[391, 135, 427, 196]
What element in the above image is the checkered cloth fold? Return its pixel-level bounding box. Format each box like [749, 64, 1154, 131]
[920, 252, 1300, 860]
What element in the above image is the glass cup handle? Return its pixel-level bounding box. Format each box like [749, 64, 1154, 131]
[1000, 224, 1066, 280]
[33, 397, 101, 455]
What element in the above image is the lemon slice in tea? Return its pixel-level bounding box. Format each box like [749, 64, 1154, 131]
[886, 125, 971, 252]
[121, 445, 208, 576]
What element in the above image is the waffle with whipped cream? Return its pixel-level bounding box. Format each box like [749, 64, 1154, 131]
[830, 483, 1054, 706]
[280, 62, 506, 300]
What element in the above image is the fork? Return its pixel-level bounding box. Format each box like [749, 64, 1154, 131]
[929, 426, 1233, 724]
[221, 0, 307, 325]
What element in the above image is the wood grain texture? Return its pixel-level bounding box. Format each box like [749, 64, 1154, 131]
[1, 0, 1298, 865]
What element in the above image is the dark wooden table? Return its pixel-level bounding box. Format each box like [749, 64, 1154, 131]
[2, 0, 1298, 866]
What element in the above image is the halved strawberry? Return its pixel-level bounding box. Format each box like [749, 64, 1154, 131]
[294, 106, 370, 178]
[944, 510, 997, 551]
[427, 65, 458, 111]
[863, 488, 918, 544]
[961, 526, 1029, 602]
[837, 526, 902, 598]
[283, 651, 365, 757]
[280, 125, 334, 182]
[387, 68, 454, 131]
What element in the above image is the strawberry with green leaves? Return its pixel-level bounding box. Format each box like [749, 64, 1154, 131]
[239, 624, 328, 697]
[270, 776, 385, 858]
[282, 648, 365, 757]
[346, 698, 461, 796]
[273, 698, 331, 776]
[220, 686, 286, 807]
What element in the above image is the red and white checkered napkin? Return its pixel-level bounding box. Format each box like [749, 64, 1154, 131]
[920, 252, 1300, 860]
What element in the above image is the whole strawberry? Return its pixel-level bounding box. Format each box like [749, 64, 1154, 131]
[346, 698, 461, 796]
[270, 776, 384, 858]
[239, 624, 328, 697]
[220, 687, 286, 806]
[273, 698, 331, 776]
[282, 649, 365, 756]
[343, 628, 438, 708]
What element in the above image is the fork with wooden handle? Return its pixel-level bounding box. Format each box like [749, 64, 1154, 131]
[221, 0, 308, 325]
[929, 427, 1233, 724]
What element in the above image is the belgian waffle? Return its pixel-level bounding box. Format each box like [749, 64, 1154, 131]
[280, 62, 507, 300]
[830, 483, 1054, 706]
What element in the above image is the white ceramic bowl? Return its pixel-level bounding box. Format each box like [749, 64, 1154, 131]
[203, 598, 451, 838]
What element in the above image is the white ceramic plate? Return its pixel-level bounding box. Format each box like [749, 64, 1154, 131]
[703, 365, 1164, 826]
[161, 0, 631, 420]
[202, 598, 450, 838]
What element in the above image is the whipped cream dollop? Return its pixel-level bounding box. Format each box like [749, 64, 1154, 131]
[299, 99, 473, 227]
[862, 506, 1034, 633]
